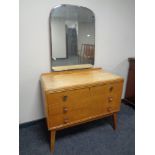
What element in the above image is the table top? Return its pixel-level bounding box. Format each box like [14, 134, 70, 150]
[41, 68, 124, 93]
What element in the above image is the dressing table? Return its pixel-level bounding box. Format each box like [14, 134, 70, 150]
[42, 4, 124, 152]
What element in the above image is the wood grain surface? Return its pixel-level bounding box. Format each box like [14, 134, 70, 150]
[40, 68, 124, 152]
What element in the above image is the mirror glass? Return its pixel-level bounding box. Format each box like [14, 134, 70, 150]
[50, 4, 95, 67]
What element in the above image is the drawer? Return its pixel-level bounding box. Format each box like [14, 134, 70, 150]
[48, 105, 120, 128]
[47, 88, 90, 115]
[48, 108, 92, 128]
[90, 82, 123, 95]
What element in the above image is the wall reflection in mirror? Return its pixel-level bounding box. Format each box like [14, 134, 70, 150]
[50, 4, 95, 67]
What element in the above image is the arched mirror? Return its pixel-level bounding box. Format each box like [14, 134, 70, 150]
[49, 4, 95, 70]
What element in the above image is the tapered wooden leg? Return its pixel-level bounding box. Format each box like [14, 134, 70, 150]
[113, 112, 117, 130]
[50, 130, 56, 152]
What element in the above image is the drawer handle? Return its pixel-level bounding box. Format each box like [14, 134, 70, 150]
[63, 107, 68, 113]
[107, 107, 112, 112]
[62, 95, 68, 101]
[64, 118, 69, 124]
[108, 97, 113, 102]
[109, 86, 114, 92]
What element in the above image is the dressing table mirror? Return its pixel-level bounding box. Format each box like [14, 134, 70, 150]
[49, 4, 95, 71]
[41, 4, 124, 152]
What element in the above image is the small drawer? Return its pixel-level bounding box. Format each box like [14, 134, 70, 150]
[90, 82, 123, 95]
[47, 88, 90, 104]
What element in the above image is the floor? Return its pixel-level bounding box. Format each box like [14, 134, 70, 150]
[19, 103, 135, 155]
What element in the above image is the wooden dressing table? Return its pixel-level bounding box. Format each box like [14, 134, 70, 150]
[41, 68, 124, 152]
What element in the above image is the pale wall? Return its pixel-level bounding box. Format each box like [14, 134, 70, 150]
[20, 0, 135, 123]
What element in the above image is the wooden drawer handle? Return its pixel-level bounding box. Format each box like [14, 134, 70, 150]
[109, 86, 114, 92]
[64, 118, 69, 124]
[107, 107, 112, 112]
[108, 97, 113, 102]
[63, 107, 68, 113]
[62, 95, 68, 101]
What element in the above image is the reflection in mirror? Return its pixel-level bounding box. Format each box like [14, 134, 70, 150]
[50, 4, 95, 67]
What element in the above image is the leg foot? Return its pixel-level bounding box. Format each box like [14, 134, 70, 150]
[50, 130, 56, 152]
[113, 112, 117, 130]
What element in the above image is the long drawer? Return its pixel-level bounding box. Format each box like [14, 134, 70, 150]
[48, 105, 119, 128]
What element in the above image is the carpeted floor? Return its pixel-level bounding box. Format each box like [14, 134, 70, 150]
[19, 103, 135, 155]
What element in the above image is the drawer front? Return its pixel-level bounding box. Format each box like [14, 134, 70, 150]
[90, 82, 123, 114]
[90, 82, 123, 96]
[48, 105, 120, 128]
[48, 108, 92, 128]
[47, 88, 90, 115]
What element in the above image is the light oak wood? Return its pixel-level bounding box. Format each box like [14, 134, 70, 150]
[50, 130, 56, 153]
[52, 64, 93, 71]
[47, 88, 90, 116]
[41, 68, 123, 92]
[40, 68, 124, 152]
[113, 113, 117, 130]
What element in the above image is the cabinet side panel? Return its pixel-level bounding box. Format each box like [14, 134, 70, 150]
[115, 81, 124, 111]
[41, 80, 50, 129]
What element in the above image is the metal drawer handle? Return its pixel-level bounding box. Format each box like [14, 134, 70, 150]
[63, 107, 68, 113]
[108, 97, 113, 102]
[62, 95, 68, 101]
[64, 118, 69, 124]
[109, 86, 114, 92]
[107, 107, 112, 112]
